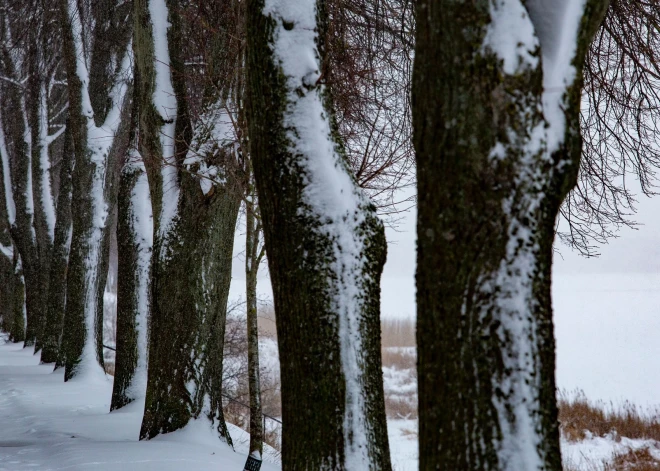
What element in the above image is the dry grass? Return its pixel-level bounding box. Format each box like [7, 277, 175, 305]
[259, 310, 419, 348]
[380, 318, 418, 420]
[380, 346, 417, 419]
[381, 318, 415, 348]
[223, 311, 282, 450]
[385, 395, 418, 420]
[381, 347, 416, 371]
[400, 427, 418, 439]
[607, 447, 660, 470]
[257, 305, 278, 340]
[564, 447, 660, 471]
[559, 390, 660, 442]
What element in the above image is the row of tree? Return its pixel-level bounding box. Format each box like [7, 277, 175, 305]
[0, 0, 253, 453]
[0, 0, 658, 469]
[0, 0, 411, 465]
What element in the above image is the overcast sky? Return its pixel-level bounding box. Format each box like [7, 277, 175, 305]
[554, 189, 660, 274]
[229, 182, 660, 318]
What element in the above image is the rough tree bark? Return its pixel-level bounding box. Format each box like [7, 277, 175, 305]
[8, 257, 26, 343]
[0, 252, 15, 335]
[110, 143, 152, 410]
[245, 187, 265, 460]
[0, 246, 11, 333]
[413, 0, 609, 469]
[58, 0, 132, 381]
[0, 46, 40, 348]
[135, 0, 240, 444]
[0, 122, 19, 339]
[0, 104, 25, 343]
[28, 27, 60, 354]
[246, 0, 392, 467]
[40, 123, 74, 364]
[0, 3, 63, 351]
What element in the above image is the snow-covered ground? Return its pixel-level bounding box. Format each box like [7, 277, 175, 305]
[554, 273, 660, 406]
[0, 332, 422, 470]
[562, 434, 660, 470]
[0, 334, 280, 471]
[3, 282, 660, 470]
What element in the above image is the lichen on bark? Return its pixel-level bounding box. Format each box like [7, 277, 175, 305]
[413, 0, 610, 469]
[58, 0, 132, 381]
[135, 0, 240, 445]
[40, 123, 74, 365]
[246, 0, 392, 467]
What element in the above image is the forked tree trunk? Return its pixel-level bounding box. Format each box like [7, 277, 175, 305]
[135, 0, 239, 444]
[246, 0, 392, 468]
[413, 0, 609, 469]
[58, 0, 132, 381]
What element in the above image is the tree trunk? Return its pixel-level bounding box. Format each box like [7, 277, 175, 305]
[0, 114, 15, 336]
[0, 104, 24, 343]
[0, 2, 65, 352]
[40, 123, 74, 364]
[30, 79, 56, 355]
[58, 0, 132, 381]
[111, 148, 152, 410]
[245, 196, 263, 459]
[0, 158, 19, 339]
[0, 254, 14, 334]
[413, 0, 609, 469]
[3, 78, 40, 348]
[0, 252, 12, 333]
[9, 260, 26, 343]
[135, 0, 240, 444]
[246, 0, 392, 468]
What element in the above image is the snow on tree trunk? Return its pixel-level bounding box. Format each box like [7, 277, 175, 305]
[41, 124, 75, 364]
[111, 149, 153, 410]
[59, 0, 132, 381]
[0, 107, 24, 342]
[2, 71, 40, 348]
[0, 6, 63, 352]
[0, 130, 20, 340]
[413, 0, 609, 469]
[246, 0, 392, 467]
[135, 0, 240, 445]
[30, 78, 56, 355]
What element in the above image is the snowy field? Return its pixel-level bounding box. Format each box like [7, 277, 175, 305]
[554, 273, 660, 406]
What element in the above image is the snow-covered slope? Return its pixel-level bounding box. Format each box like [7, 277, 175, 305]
[0, 334, 280, 471]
